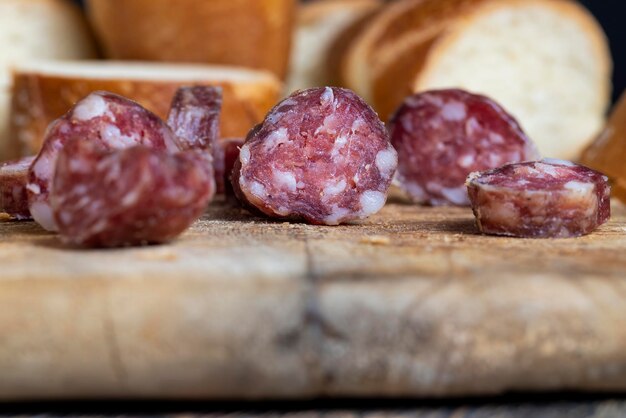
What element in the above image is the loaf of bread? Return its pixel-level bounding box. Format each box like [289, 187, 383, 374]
[8, 61, 282, 159]
[0, 0, 97, 160]
[413, 0, 611, 161]
[286, 0, 381, 93]
[86, 0, 296, 80]
[341, 0, 612, 161]
[581, 90, 626, 203]
[342, 0, 483, 113]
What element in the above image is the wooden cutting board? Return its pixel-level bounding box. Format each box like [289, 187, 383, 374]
[1, 198, 626, 400]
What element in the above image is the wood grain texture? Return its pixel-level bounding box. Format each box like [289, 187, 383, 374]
[1, 199, 626, 400]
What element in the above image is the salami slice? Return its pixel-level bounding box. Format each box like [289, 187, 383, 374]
[51, 139, 215, 247]
[466, 159, 611, 238]
[27, 91, 180, 231]
[233, 87, 397, 225]
[167, 86, 223, 191]
[0, 156, 35, 220]
[167, 86, 222, 151]
[389, 89, 540, 206]
[220, 137, 245, 195]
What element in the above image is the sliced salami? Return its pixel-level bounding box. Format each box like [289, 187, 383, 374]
[389, 89, 540, 206]
[167, 86, 223, 192]
[166, 85, 222, 151]
[0, 156, 35, 220]
[466, 159, 611, 238]
[27, 91, 180, 231]
[220, 137, 245, 196]
[51, 139, 215, 247]
[233, 87, 397, 225]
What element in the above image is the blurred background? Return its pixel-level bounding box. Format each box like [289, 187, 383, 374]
[578, 0, 623, 102]
[69, 0, 624, 101]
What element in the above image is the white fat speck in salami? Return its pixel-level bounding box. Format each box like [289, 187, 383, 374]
[27, 91, 181, 231]
[232, 87, 396, 225]
[73, 93, 110, 121]
[389, 89, 540, 206]
[466, 159, 610, 238]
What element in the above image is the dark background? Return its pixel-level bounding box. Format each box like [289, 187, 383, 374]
[578, 0, 625, 103]
[73, 0, 624, 103]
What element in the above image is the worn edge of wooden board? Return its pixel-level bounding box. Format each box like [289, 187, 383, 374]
[0, 201, 626, 400]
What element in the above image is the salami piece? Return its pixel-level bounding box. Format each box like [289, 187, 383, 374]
[167, 86, 222, 151]
[167, 86, 224, 190]
[389, 89, 540, 206]
[220, 137, 244, 195]
[466, 159, 611, 238]
[27, 91, 180, 231]
[0, 156, 35, 220]
[233, 87, 397, 225]
[51, 139, 215, 247]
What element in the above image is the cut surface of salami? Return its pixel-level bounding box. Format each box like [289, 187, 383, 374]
[167, 86, 222, 151]
[466, 159, 611, 238]
[27, 91, 180, 231]
[389, 89, 540, 206]
[234, 87, 397, 225]
[220, 137, 244, 195]
[0, 156, 35, 220]
[167, 86, 224, 191]
[51, 139, 215, 247]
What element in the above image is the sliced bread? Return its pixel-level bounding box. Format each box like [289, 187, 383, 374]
[0, 0, 97, 159]
[341, 0, 485, 109]
[413, 0, 612, 160]
[8, 61, 282, 159]
[286, 0, 381, 93]
[86, 0, 296, 80]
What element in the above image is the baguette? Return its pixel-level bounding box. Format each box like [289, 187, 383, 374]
[342, 0, 484, 108]
[8, 61, 282, 159]
[413, 0, 611, 160]
[86, 0, 296, 80]
[341, 0, 611, 160]
[286, 0, 381, 93]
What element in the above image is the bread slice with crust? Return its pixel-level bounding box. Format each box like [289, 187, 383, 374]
[86, 0, 296, 80]
[342, 0, 485, 111]
[287, 0, 381, 93]
[8, 61, 282, 159]
[414, 0, 612, 160]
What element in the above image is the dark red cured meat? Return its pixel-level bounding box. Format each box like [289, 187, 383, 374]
[51, 139, 215, 247]
[232, 87, 397, 225]
[389, 89, 540, 206]
[27, 91, 180, 232]
[167, 86, 223, 191]
[166, 86, 223, 191]
[466, 159, 611, 238]
[167, 86, 222, 151]
[0, 156, 35, 220]
[220, 137, 244, 196]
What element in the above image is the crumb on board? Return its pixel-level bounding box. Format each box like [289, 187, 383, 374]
[360, 235, 391, 245]
[0, 213, 11, 222]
